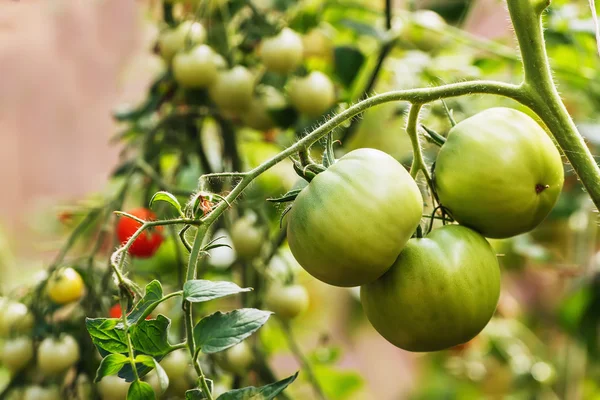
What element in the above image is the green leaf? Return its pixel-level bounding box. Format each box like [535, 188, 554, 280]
[194, 309, 272, 354]
[314, 365, 364, 400]
[127, 281, 164, 324]
[130, 315, 173, 357]
[150, 191, 184, 217]
[267, 188, 303, 204]
[216, 372, 298, 400]
[186, 389, 208, 399]
[127, 380, 156, 400]
[184, 280, 252, 303]
[86, 318, 128, 354]
[135, 355, 169, 393]
[334, 46, 366, 88]
[338, 19, 383, 39]
[94, 354, 129, 383]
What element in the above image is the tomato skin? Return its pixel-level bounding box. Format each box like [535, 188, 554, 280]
[219, 341, 253, 374]
[287, 148, 423, 287]
[434, 108, 564, 239]
[173, 44, 219, 88]
[46, 267, 85, 304]
[230, 216, 265, 260]
[116, 208, 164, 258]
[259, 28, 304, 74]
[158, 21, 206, 61]
[0, 301, 34, 335]
[22, 386, 61, 400]
[360, 225, 500, 352]
[160, 349, 191, 378]
[209, 66, 255, 112]
[264, 284, 309, 320]
[400, 10, 447, 52]
[37, 334, 80, 375]
[108, 304, 151, 320]
[97, 375, 131, 400]
[288, 71, 335, 117]
[1, 336, 34, 372]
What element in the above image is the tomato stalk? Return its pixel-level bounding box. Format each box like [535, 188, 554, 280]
[506, 0, 600, 213]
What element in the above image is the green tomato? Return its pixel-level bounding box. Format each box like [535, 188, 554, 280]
[264, 284, 309, 320]
[259, 28, 304, 74]
[360, 225, 501, 352]
[97, 375, 131, 400]
[230, 215, 265, 260]
[400, 10, 447, 52]
[288, 71, 335, 117]
[287, 148, 423, 287]
[158, 21, 206, 61]
[160, 349, 191, 379]
[22, 386, 61, 400]
[37, 334, 80, 375]
[434, 107, 564, 239]
[0, 301, 34, 336]
[209, 66, 255, 112]
[173, 44, 219, 88]
[219, 341, 253, 374]
[1, 336, 34, 372]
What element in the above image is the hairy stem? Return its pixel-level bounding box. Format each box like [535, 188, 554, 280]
[507, 0, 600, 211]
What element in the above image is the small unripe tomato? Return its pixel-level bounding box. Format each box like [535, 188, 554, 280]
[116, 208, 164, 258]
[97, 375, 131, 400]
[219, 341, 253, 374]
[37, 334, 80, 375]
[23, 386, 61, 400]
[302, 28, 333, 61]
[288, 71, 335, 117]
[173, 44, 219, 88]
[209, 66, 255, 112]
[400, 10, 447, 52]
[259, 28, 304, 74]
[230, 215, 265, 261]
[264, 284, 309, 320]
[1, 336, 34, 372]
[0, 301, 34, 335]
[158, 21, 206, 61]
[160, 349, 191, 379]
[46, 267, 85, 304]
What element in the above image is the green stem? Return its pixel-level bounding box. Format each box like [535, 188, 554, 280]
[507, 0, 600, 212]
[280, 321, 327, 400]
[406, 104, 425, 179]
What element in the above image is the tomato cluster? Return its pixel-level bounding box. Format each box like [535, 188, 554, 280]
[286, 108, 565, 352]
[159, 20, 337, 121]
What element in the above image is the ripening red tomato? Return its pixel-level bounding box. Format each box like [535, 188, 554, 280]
[109, 304, 151, 320]
[116, 208, 164, 258]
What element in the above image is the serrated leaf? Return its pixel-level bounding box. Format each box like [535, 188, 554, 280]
[150, 191, 184, 217]
[194, 309, 271, 354]
[334, 46, 366, 88]
[186, 389, 208, 399]
[86, 318, 128, 354]
[130, 315, 173, 357]
[267, 188, 303, 203]
[94, 354, 130, 382]
[127, 380, 156, 400]
[216, 372, 298, 400]
[127, 281, 164, 324]
[184, 280, 252, 303]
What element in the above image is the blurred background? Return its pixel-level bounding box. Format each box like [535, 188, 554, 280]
[1, 0, 600, 399]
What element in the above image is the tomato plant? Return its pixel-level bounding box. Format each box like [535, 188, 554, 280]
[287, 148, 423, 287]
[264, 284, 309, 320]
[173, 44, 219, 88]
[288, 71, 336, 117]
[116, 208, 164, 258]
[1, 337, 34, 372]
[361, 225, 501, 352]
[37, 335, 80, 375]
[434, 107, 565, 239]
[97, 376, 131, 400]
[259, 28, 304, 74]
[46, 267, 84, 304]
[230, 214, 265, 260]
[208, 66, 255, 112]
